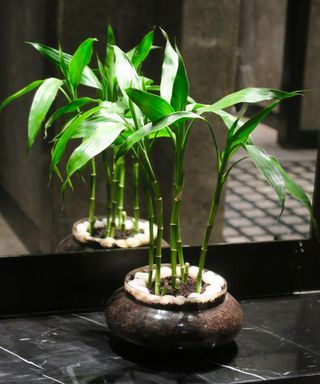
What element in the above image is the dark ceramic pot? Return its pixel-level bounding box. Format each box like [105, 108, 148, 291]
[105, 266, 243, 350]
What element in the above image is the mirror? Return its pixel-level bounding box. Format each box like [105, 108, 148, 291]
[0, 0, 318, 257]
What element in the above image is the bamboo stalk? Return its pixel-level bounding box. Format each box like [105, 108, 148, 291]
[132, 158, 140, 235]
[110, 158, 119, 238]
[88, 158, 97, 235]
[137, 148, 163, 295]
[103, 152, 112, 237]
[196, 169, 225, 293]
[144, 181, 155, 288]
[117, 157, 125, 227]
[170, 149, 185, 288]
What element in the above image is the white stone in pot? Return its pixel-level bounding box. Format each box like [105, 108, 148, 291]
[188, 266, 200, 280]
[205, 284, 222, 295]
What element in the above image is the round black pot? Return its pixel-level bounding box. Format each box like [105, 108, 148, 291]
[105, 266, 243, 350]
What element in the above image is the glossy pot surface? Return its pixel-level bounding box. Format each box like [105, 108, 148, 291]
[105, 267, 243, 350]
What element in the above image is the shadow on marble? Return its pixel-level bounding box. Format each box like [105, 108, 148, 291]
[107, 337, 239, 373]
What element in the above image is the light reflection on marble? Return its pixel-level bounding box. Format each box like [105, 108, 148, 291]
[0, 293, 319, 383]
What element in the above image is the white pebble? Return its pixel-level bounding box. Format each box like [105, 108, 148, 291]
[100, 237, 115, 248]
[138, 221, 147, 231]
[213, 275, 225, 287]
[161, 295, 175, 305]
[130, 278, 146, 287]
[188, 292, 202, 299]
[205, 284, 221, 295]
[135, 271, 155, 283]
[115, 239, 127, 248]
[174, 295, 186, 305]
[95, 220, 104, 228]
[125, 219, 133, 230]
[149, 294, 161, 304]
[126, 237, 140, 248]
[160, 266, 172, 279]
[135, 285, 149, 294]
[76, 222, 89, 234]
[135, 233, 149, 245]
[188, 266, 200, 280]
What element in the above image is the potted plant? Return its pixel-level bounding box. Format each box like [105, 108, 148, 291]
[104, 29, 317, 349]
[1, 26, 315, 349]
[0, 26, 162, 251]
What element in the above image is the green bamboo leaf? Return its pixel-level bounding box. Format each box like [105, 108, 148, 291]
[51, 106, 103, 171]
[0, 80, 44, 112]
[129, 30, 154, 70]
[97, 56, 107, 100]
[160, 29, 179, 104]
[66, 122, 125, 178]
[27, 78, 63, 151]
[271, 157, 313, 216]
[126, 88, 174, 121]
[105, 25, 117, 101]
[171, 45, 189, 112]
[59, 45, 69, 79]
[45, 97, 98, 131]
[146, 84, 160, 92]
[69, 38, 96, 89]
[149, 127, 175, 139]
[231, 101, 280, 145]
[27, 42, 101, 89]
[113, 45, 142, 97]
[117, 111, 204, 159]
[197, 88, 302, 114]
[245, 145, 286, 214]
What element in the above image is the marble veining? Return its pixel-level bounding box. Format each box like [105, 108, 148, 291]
[0, 293, 319, 383]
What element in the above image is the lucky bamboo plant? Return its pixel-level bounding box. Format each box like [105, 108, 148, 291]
[112, 29, 317, 295]
[0, 26, 158, 248]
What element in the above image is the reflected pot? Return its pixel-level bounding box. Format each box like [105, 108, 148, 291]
[105, 266, 243, 350]
[56, 216, 168, 252]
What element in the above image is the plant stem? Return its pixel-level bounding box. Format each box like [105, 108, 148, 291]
[143, 176, 155, 288]
[110, 157, 119, 238]
[135, 148, 163, 295]
[132, 157, 140, 234]
[195, 160, 227, 293]
[89, 158, 97, 235]
[103, 152, 112, 237]
[170, 148, 185, 288]
[117, 157, 125, 227]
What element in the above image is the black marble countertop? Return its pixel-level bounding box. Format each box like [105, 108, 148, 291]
[0, 292, 319, 384]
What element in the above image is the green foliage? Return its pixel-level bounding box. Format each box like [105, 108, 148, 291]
[66, 121, 125, 178]
[125, 88, 174, 121]
[27, 78, 63, 151]
[69, 38, 97, 89]
[27, 42, 101, 89]
[0, 80, 44, 112]
[116, 111, 204, 160]
[0, 26, 316, 297]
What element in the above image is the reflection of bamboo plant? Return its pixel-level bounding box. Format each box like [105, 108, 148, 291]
[0, 26, 156, 240]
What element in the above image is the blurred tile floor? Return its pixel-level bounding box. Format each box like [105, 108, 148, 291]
[223, 123, 317, 243]
[223, 159, 315, 243]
